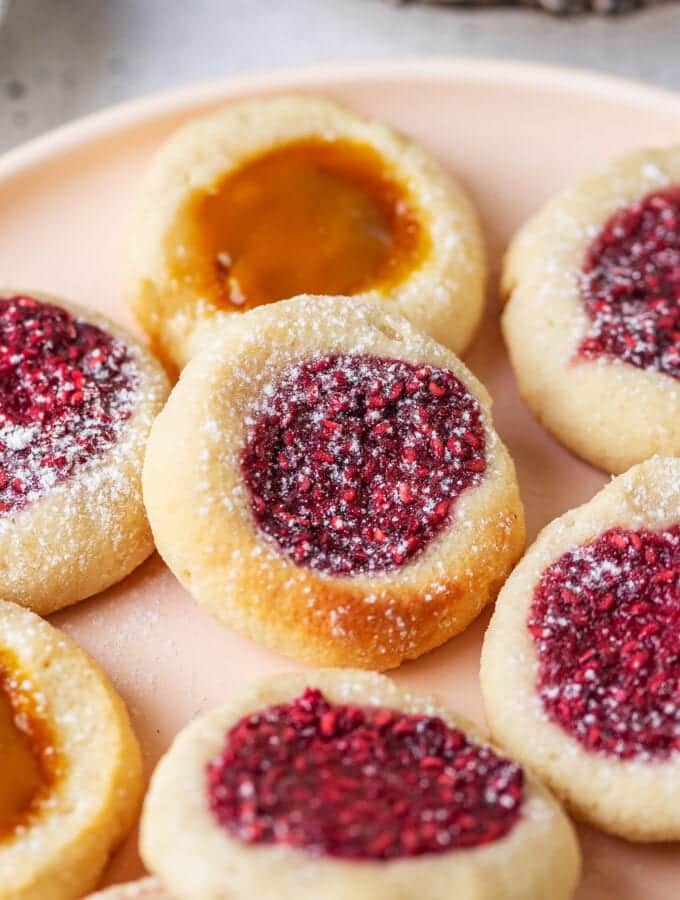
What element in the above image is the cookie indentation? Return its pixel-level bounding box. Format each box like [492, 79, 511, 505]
[529, 526, 680, 760]
[207, 687, 523, 859]
[0, 652, 59, 839]
[241, 354, 486, 576]
[579, 188, 680, 378]
[0, 295, 137, 513]
[168, 138, 426, 312]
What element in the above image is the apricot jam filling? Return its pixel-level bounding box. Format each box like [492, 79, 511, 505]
[0, 653, 59, 839]
[168, 138, 426, 312]
[578, 187, 680, 378]
[207, 688, 524, 859]
[241, 354, 486, 576]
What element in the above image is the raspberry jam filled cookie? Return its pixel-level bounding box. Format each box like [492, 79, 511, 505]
[128, 94, 485, 370]
[0, 600, 142, 900]
[0, 290, 169, 614]
[140, 670, 580, 900]
[481, 456, 680, 840]
[503, 146, 680, 473]
[143, 296, 524, 668]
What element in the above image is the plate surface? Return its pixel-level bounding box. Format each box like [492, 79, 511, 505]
[1, 59, 679, 899]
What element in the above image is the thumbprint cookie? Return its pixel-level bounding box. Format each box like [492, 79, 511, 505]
[143, 296, 525, 669]
[0, 599, 142, 899]
[140, 670, 580, 900]
[128, 94, 485, 370]
[503, 146, 680, 473]
[0, 290, 169, 615]
[481, 456, 680, 841]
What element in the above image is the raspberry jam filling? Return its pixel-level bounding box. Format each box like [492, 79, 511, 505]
[168, 138, 426, 312]
[241, 354, 486, 576]
[207, 687, 524, 859]
[0, 295, 137, 514]
[0, 652, 59, 839]
[529, 525, 680, 760]
[579, 187, 680, 378]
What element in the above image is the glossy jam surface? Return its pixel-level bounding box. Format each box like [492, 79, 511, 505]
[207, 687, 524, 860]
[529, 526, 680, 760]
[0, 654, 58, 839]
[0, 295, 137, 514]
[241, 354, 486, 576]
[168, 138, 425, 311]
[579, 187, 680, 378]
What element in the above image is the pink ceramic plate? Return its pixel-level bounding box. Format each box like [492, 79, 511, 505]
[1, 60, 679, 900]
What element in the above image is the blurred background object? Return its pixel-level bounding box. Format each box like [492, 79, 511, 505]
[401, 0, 668, 15]
[0, 0, 679, 154]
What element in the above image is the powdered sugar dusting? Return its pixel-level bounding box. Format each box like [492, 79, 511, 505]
[241, 353, 486, 576]
[578, 187, 680, 378]
[183, 298, 520, 666]
[0, 295, 138, 513]
[529, 525, 680, 761]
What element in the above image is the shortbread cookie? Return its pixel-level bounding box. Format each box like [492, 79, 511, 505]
[141, 669, 580, 900]
[481, 456, 680, 841]
[143, 296, 524, 669]
[503, 146, 680, 473]
[128, 94, 485, 370]
[0, 599, 142, 899]
[0, 290, 169, 614]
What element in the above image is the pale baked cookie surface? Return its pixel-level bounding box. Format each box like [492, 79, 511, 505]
[128, 93, 485, 370]
[140, 669, 580, 900]
[503, 146, 680, 474]
[0, 290, 169, 615]
[0, 600, 142, 900]
[143, 296, 524, 669]
[481, 456, 680, 841]
[88, 879, 168, 899]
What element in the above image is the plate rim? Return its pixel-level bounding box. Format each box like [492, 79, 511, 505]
[1, 57, 679, 182]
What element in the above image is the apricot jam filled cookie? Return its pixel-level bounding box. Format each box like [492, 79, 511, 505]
[128, 94, 485, 369]
[0, 291, 169, 614]
[503, 146, 680, 473]
[143, 296, 524, 668]
[0, 600, 142, 900]
[482, 456, 680, 841]
[140, 670, 580, 900]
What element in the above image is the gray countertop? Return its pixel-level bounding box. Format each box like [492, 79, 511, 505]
[1, 0, 679, 154]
